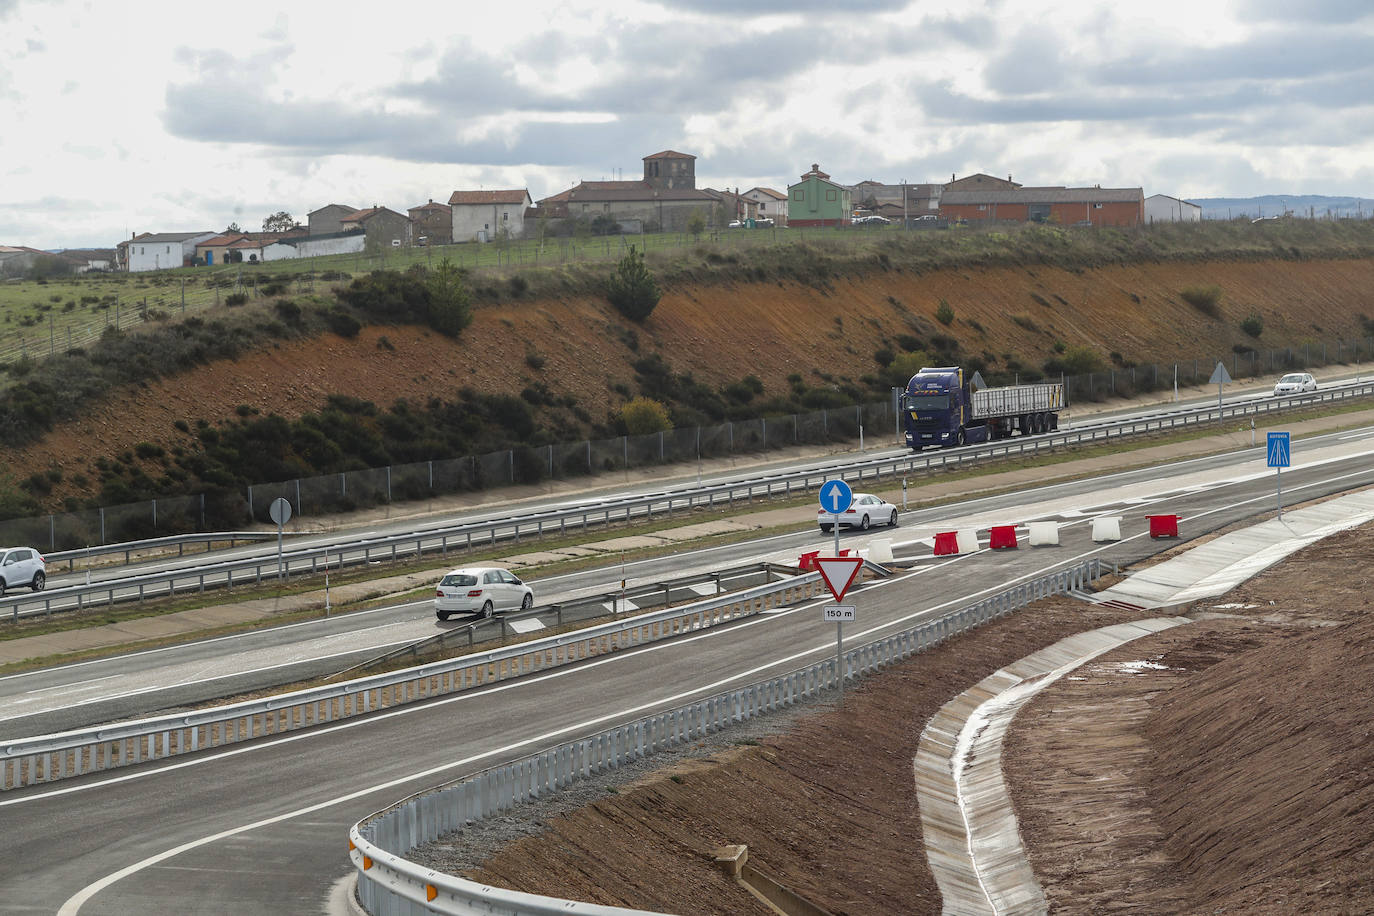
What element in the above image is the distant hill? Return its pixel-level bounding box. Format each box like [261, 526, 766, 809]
[1189, 195, 1374, 221]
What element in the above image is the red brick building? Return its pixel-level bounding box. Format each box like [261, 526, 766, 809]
[939, 183, 1144, 226]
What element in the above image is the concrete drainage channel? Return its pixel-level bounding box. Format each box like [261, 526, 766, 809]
[914, 616, 1194, 916]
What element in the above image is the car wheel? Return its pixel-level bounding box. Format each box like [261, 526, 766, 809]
[30, 571, 44, 592]
[481, 600, 494, 619]
[889, 510, 898, 527]
[860, 514, 871, 531]
[520, 593, 533, 610]
[820, 524, 833, 533]
[0, 578, 6, 598]
[436, 610, 450, 621]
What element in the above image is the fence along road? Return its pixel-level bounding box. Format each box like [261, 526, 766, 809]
[0, 380, 1366, 624]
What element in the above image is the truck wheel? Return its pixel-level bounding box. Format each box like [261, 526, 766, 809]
[956, 428, 966, 447]
[1020, 415, 1031, 436]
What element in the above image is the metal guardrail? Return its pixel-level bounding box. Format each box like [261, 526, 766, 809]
[1, 564, 845, 790]
[0, 382, 1364, 623]
[348, 560, 1104, 916]
[42, 531, 275, 571]
[342, 562, 811, 675]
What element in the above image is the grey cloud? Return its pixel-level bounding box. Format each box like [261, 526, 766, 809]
[983, 24, 1066, 95]
[25, 38, 43, 53]
[1091, 31, 1374, 88]
[1238, 0, 1373, 23]
[0, 0, 17, 19]
[912, 78, 1276, 125]
[651, 0, 910, 13]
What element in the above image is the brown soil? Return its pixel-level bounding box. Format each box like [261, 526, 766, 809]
[9, 256, 1374, 503]
[434, 524, 1374, 915]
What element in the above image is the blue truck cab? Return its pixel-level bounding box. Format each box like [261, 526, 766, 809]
[902, 366, 977, 450]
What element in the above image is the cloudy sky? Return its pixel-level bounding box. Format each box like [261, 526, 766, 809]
[1, 0, 1372, 248]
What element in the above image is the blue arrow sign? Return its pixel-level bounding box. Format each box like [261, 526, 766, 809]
[819, 479, 854, 514]
[1267, 431, 1290, 468]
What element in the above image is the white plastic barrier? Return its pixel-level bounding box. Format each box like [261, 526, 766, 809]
[956, 529, 980, 554]
[1091, 516, 1123, 542]
[868, 538, 893, 564]
[1027, 521, 1060, 546]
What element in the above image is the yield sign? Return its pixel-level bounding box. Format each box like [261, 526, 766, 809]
[816, 557, 864, 603]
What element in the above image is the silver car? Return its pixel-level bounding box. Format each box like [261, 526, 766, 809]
[434, 566, 533, 621]
[0, 547, 46, 596]
[1273, 373, 1316, 396]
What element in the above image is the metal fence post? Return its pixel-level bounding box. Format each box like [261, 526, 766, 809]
[387, 466, 392, 502]
[152, 498, 157, 530]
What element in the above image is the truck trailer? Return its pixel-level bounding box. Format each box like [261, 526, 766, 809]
[902, 366, 1065, 450]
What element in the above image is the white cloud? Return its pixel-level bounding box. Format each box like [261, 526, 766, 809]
[0, 0, 1371, 247]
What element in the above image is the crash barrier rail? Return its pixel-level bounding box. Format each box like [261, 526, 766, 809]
[344, 562, 810, 676]
[1, 380, 1365, 623]
[5, 335, 1370, 554]
[42, 531, 275, 571]
[349, 559, 1104, 916]
[0, 563, 856, 790]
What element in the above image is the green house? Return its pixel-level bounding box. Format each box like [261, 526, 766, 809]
[787, 163, 852, 227]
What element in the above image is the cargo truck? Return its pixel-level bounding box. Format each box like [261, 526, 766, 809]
[902, 366, 1065, 450]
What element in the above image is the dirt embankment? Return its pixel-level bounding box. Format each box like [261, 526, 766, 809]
[9, 256, 1374, 496]
[426, 524, 1374, 915]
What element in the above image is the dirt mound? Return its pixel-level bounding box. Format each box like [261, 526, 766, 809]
[1005, 524, 1374, 914]
[9, 255, 1374, 503]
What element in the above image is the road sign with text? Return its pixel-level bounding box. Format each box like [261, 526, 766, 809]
[1267, 431, 1291, 468]
[823, 605, 855, 622]
[816, 556, 864, 603]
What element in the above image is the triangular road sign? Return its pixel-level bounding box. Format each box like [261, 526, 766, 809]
[816, 557, 864, 603]
[1209, 361, 1233, 385]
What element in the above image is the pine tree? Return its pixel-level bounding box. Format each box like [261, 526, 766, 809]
[606, 245, 661, 322]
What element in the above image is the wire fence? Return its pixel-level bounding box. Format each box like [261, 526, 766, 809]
[1, 334, 1369, 553]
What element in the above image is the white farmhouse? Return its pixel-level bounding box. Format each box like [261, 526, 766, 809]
[1145, 194, 1202, 223]
[126, 231, 216, 272]
[448, 190, 532, 242]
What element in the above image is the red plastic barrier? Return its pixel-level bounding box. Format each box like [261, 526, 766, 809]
[838, 548, 852, 558]
[798, 550, 820, 571]
[933, 531, 959, 556]
[1147, 514, 1180, 538]
[989, 525, 1019, 549]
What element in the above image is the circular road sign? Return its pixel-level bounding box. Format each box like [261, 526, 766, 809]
[819, 479, 854, 516]
[269, 497, 293, 526]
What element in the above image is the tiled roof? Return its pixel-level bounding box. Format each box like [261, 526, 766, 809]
[941, 188, 1143, 205]
[447, 190, 531, 206]
[136, 231, 216, 243]
[540, 181, 713, 204]
[308, 204, 358, 215]
[197, 233, 246, 247]
[409, 201, 452, 212]
[643, 150, 695, 160]
[746, 187, 787, 200]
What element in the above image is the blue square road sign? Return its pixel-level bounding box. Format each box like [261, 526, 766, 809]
[1267, 432, 1290, 468]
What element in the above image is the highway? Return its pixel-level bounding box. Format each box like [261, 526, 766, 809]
[4, 422, 1374, 914]
[1, 400, 1367, 735]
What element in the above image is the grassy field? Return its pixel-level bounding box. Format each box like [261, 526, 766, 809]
[4, 217, 1373, 366]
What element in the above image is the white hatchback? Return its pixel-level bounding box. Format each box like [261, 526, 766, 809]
[818, 493, 899, 532]
[0, 547, 46, 596]
[1273, 373, 1316, 396]
[434, 566, 533, 621]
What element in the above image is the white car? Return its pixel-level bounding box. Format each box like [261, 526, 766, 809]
[1273, 372, 1317, 396]
[434, 566, 533, 620]
[0, 546, 46, 596]
[818, 493, 899, 532]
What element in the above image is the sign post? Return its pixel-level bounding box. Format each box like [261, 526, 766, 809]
[269, 497, 292, 581]
[819, 479, 854, 556]
[1209, 361, 1233, 415]
[1267, 431, 1290, 519]
[817, 556, 864, 696]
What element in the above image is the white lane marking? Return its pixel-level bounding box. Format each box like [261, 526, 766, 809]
[42, 463, 1374, 912]
[22, 674, 121, 695]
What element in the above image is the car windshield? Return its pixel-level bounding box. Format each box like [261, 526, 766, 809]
[440, 573, 478, 587]
[904, 393, 950, 410]
[1279, 375, 1305, 383]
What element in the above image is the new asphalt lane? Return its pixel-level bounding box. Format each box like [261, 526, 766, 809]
[6, 422, 1374, 913]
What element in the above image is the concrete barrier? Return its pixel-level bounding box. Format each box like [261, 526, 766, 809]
[1091, 516, 1123, 542]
